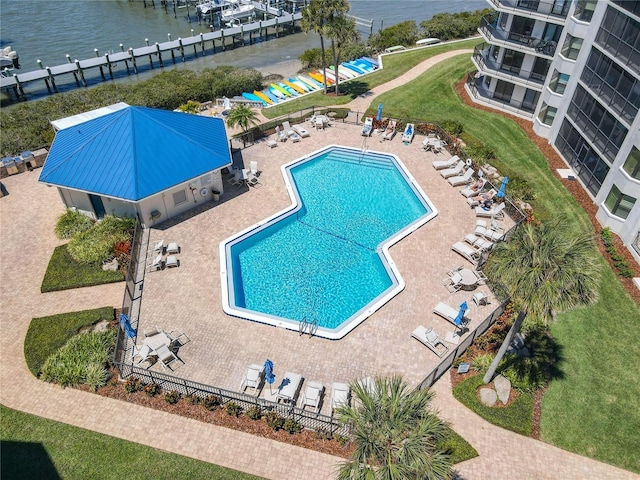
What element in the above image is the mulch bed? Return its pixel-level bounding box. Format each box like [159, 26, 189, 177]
[85, 369, 353, 459]
[454, 79, 640, 304]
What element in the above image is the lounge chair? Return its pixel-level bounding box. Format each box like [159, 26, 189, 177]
[250, 161, 260, 176]
[276, 372, 303, 404]
[293, 124, 310, 138]
[275, 125, 287, 142]
[240, 363, 264, 395]
[432, 155, 459, 170]
[282, 121, 297, 137]
[151, 239, 164, 253]
[314, 117, 325, 130]
[361, 117, 373, 137]
[290, 132, 301, 142]
[330, 382, 350, 412]
[460, 179, 486, 197]
[475, 201, 506, 219]
[433, 302, 469, 328]
[439, 161, 465, 178]
[147, 253, 163, 272]
[452, 241, 480, 264]
[464, 234, 494, 252]
[382, 120, 397, 140]
[467, 189, 497, 207]
[402, 123, 415, 144]
[443, 271, 463, 293]
[165, 255, 179, 268]
[301, 381, 324, 413]
[166, 242, 180, 254]
[447, 168, 474, 187]
[412, 326, 449, 357]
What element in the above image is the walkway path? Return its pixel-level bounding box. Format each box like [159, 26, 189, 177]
[1, 51, 637, 480]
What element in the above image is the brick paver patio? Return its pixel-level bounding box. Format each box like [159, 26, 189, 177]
[1, 50, 637, 479]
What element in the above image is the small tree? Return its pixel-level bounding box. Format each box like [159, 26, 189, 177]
[325, 13, 358, 96]
[225, 105, 258, 133]
[178, 100, 201, 114]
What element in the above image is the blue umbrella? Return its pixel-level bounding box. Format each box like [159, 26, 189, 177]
[119, 313, 137, 338]
[376, 103, 383, 122]
[454, 301, 468, 328]
[496, 176, 509, 198]
[264, 359, 275, 394]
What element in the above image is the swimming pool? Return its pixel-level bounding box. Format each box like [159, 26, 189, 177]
[220, 145, 437, 339]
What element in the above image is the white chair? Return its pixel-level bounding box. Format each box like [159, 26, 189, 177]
[464, 234, 494, 252]
[147, 253, 163, 272]
[432, 155, 459, 170]
[151, 239, 164, 253]
[293, 124, 311, 138]
[440, 161, 465, 178]
[330, 382, 351, 412]
[132, 344, 152, 364]
[301, 381, 324, 413]
[475, 202, 506, 219]
[240, 364, 264, 395]
[467, 189, 497, 207]
[443, 271, 463, 293]
[434, 302, 469, 328]
[250, 161, 259, 176]
[267, 138, 278, 148]
[473, 291, 489, 306]
[460, 180, 486, 197]
[228, 169, 243, 185]
[275, 125, 287, 141]
[144, 326, 161, 337]
[412, 326, 449, 357]
[155, 344, 182, 371]
[166, 329, 191, 347]
[282, 121, 296, 137]
[447, 168, 474, 187]
[276, 372, 303, 404]
[245, 170, 260, 187]
[452, 241, 480, 264]
[165, 255, 179, 268]
[166, 242, 180, 254]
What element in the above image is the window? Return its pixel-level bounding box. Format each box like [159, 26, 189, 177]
[173, 190, 187, 206]
[574, 0, 597, 22]
[622, 146, 640, 180]
[561, 34, 583, 60]
[501, 49, 525, 74]
[612, 0, 640, 17]
[538, 103, 557, 125]
[549, 69, 570, 94]
[604, 184, 636, 219]
[494, 80, 515, 102]
[596, 6, 640, 76]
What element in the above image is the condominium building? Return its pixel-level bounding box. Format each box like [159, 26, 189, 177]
[466, 0, 640, 263]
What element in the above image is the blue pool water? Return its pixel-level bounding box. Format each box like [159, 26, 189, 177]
[222, 146, 436, 338]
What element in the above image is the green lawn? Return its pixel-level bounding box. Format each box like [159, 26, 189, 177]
[0, 405, 264, 480]
[365, 53, 639, 472]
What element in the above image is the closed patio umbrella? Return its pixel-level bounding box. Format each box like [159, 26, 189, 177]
[376, 103, 383, 122]
[497, 176, 509, 198]
[264, 359, 275, 394]
[119, 313, 137, 338]
[454, 301, 468, 334]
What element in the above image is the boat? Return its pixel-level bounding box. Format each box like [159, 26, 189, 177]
[361, 56, 379, 68]
[277, 82, 299, 96]
[322, 69, 338, 83]
[253, 90, 273, 105]
[242, 91, 266, 106]
[288, 78, 311, 92]
[268, 86, 286, 99]
[341, 62, 365, 76]
[0, 46, 19, 70]
[298, 75, 323, 89]
[309, 71, 333, 85]
[270, 83, 291, 97]
[220, 0, 255, 21]
[328, 65, 353, 80]
[196, 0, 225, 16]
[354, 60, 374, 72]
[283, 79, 306, 94]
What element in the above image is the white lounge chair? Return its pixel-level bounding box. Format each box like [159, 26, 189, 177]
[282, 121, 296, 137]
[434, 302, 469, 329]
[447, 168, 474, 187]
[165, 255, 179, 268]
[240, 363, 264, 395]
[402, 123, 415, 144]
[166, 242, 180, 254]
[331, 382, 350, 412]
[432, 155, 459, 170]
[443, 271, 463, 293]
[147, 253, 163, 272]
[473, 291, 489, 306]
[382, 120, 397, 140]
[464, 234, 494, 252]
[475, 201, 506, 219]
[467, 189, 497, 207]
[301, 381, 324, 413]
[275, 125, 287, 142]
[276, 372, 303, 404]
[361, 117, 373, 136]
[250, 161, 259, 176]
[151, 239, 164, 253]
[440, 161, 465, 178]
[293, 124, 310, 138]
[460, 179, 486, 197]
[452, 241, 480, 264]
[412, 326, 449, 357]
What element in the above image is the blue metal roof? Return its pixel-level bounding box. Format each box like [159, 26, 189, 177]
[39, 106, 232, 201]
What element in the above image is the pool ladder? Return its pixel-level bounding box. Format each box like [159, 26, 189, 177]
[299, 318, 318, 337]
[359, 138, 369, 163]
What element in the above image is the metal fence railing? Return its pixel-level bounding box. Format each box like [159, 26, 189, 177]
[417, 300, 508, 390]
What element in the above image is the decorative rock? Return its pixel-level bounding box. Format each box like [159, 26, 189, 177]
[102, 258, 119, 271]
[494, 375, 511, 404]
[479, 387, 498, 407]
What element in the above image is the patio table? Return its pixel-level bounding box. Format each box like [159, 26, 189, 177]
[143, 332, 172, 352]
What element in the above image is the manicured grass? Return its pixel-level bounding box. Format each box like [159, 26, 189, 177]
[452, 375, 533, 436]
[439, 427, 479, 465]
[0, 405, 264, 480]
[263, 38, 479, 118]
[41, 244, 124, 293]
[24, 307, 114, 377]
[374, 53, 640, 471]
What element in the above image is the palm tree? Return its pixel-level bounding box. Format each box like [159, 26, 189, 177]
[325, 13, 358, 96]
[178, 100, 201, 114]
[301, 0, 329, 94]
[225, 105, 258, 133]
[336, 375, 452, 480]
[482, 219, 600, 383]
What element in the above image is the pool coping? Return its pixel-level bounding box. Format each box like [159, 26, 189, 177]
[219, 144, 438, 339]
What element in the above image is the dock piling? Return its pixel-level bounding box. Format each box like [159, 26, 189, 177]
[75, 59, 87, 87]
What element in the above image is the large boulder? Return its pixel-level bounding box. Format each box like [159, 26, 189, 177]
[479, 387, 497, 407]
[494, 375, 512, 404]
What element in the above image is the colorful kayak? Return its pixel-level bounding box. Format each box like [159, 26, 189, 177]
[283, 79, 306, 94]
[278, 82, 299, 96]
[288, 78, 311, 92]
[242, 91, 266, 106]
[270, 83, 292, 97]
[309, 71, 334, 85]
[323, 69, 338, 82]
[268, 86, 286, 99]
[253, 90, 273, 105]
[354, 60, 374, 72]
[341, 62, 365, 76]
[361, 56, 379, 68]
[329, 65, 354, 80]
[298, 75, 323, 90]
[262, 89, 280, 103]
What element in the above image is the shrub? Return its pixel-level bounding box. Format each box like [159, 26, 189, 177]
[224, 401, 242, 417]
[335, 434, 350, 446]
[265, 411, 285, 431]
[314, 428, 333, 441]
[440, 119, 463, 136]
[55, 210, 95, 239]
[144, 383, 160, 397]
[40, 329, 116, 389]
[282, 418, 302, 434]
[203, 395, 221, 411]
[124, 377, 142, 393]
[471, 353, 495, 373]
[368, 20, 419, 50]
[164, 391, 181, 404]
[67, 215, 135, 265]
[507, 176, 535, 203]
[85, 363, 111, 391]
[246, 405, 263, 420]
[185, 394, 203, 405]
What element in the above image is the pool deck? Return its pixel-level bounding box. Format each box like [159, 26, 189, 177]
[1, 49, 637, 480]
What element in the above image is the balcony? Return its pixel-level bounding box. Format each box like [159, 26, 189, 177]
[472, 44, 548, 90]
[486, 0, 570, 21]
[479, 16, 557, 57]
[465, 72, 536, 119]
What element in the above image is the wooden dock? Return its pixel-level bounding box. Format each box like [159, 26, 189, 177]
[1, 11, 302, 100]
